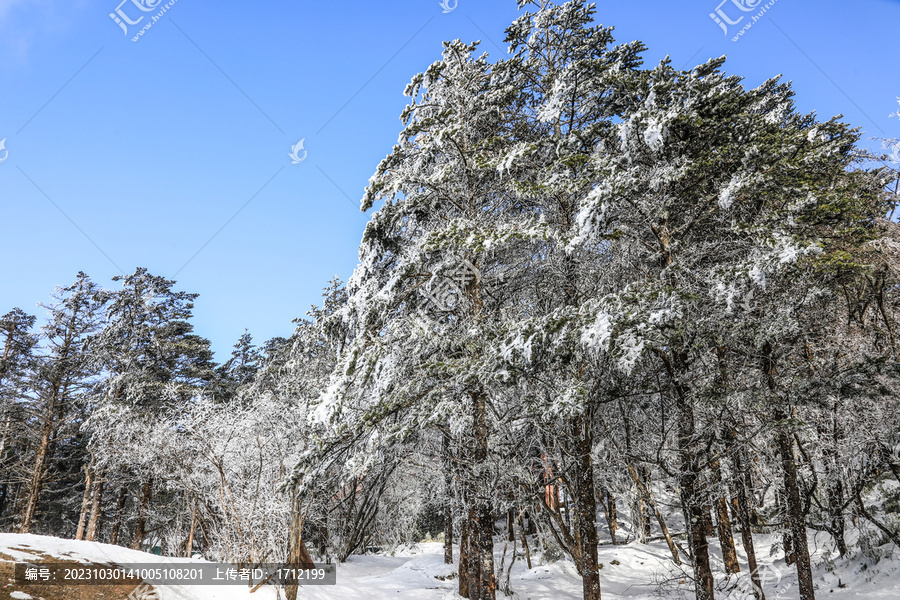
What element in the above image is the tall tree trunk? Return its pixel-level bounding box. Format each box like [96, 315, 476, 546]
[774, 423, 815, 600]
[443, 431, 454, 565]
[623, 461, 681, 564]
[670, 357, 715, 600]
[86, 476, 104, 541]
[822, 404, 847, 557]
[599, 487, 618, 545]
[445, 504, 454, 565]
[572, 414, 602, 600]
[75, 467, 93, 541]
[469, 390, 495, 600]
[711, 459, 740, 574]
[730, 447, 764, 600]
[518, 513, 532, 569]
[827, 475, 847, 557]
[763, 343, 814, 600]
[132, 479, 152, 551]
[465, 508, 483, 600]
[20, 396, 57, 533]
[459, 517, 470, 598]
[109, 484, 128, 545]
[185, 499, 197, 557]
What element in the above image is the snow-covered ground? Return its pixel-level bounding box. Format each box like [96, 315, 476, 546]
[1, 533, 898, 600]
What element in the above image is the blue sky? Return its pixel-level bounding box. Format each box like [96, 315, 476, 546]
[2, 0, 898, 361]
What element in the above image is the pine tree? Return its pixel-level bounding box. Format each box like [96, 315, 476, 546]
[86, 267, 214, 549]
[19, 272, 107, 534]
[0, 308, 37, 524]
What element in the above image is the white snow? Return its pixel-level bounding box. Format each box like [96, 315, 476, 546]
[2, 533, 899, 600]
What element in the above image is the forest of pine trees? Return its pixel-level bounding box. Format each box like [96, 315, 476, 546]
[2, 3, 899, 600]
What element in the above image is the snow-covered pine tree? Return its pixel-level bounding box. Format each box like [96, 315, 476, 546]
[573, 48, 894, 599]
[86, 267, 214, 550]
[299, 36, 537, 600]
[492, 3, 647, 598]
[18, 272, 107, 535]
[0, 308, 37, 527]
[210, 329, 262, 403]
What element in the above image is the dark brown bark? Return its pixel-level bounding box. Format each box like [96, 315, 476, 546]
[132, 479, 152, 551]
[711, 459, 740, 574]
[20, 433, 49, 532]
[468, 391, 495, 600]
[445, 501, 454, 565]
[827, 475, 847, 557]
[459, 517, 470, 598]
[821, 406, 847, 557]
[598, 487, 618, 545]
[698, 493, 715, 539]
[775, 425, 815, 600]
[654, 348, 711, 597]
[109, 484, 128, 545]
[443, 431, 454, 565]
[20, 388, 62, 533]
[672, 369, 714, 599]
[572, 415, 601, 600]
[518, 513, 532, 570]
[763, 343, 814, 600]
[730, 447, 764, 600]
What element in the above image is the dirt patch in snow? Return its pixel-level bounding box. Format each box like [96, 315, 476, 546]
[0, 553, 156, 600]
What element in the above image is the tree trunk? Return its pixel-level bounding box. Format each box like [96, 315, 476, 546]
[674, 380, 714, 600]
[75, 467, 93, 541]
[731, 448, 764, 600]
[20, 398, 57, 533]
[599, 487, 618, 545]
[185, 500, 197, 557]
[459, 517, 470, 598]
[443, 432, 454, 565]
[821, 407, 847, 557]
[285, 489, 317, 600]
[711, 459, 740, 574]
[762, 342, 814, 600]
[572, 415, 602, 600]
[518, 513, 532, 569]
[469, 391, 495, 600]
[86, 477, 104, 541]
[109, 484, 128, 545]
[623, 461, 681, 564]
[132, 479, 152, 551]
[775, 424, 815, 600]
[445, 502, 454, 565]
